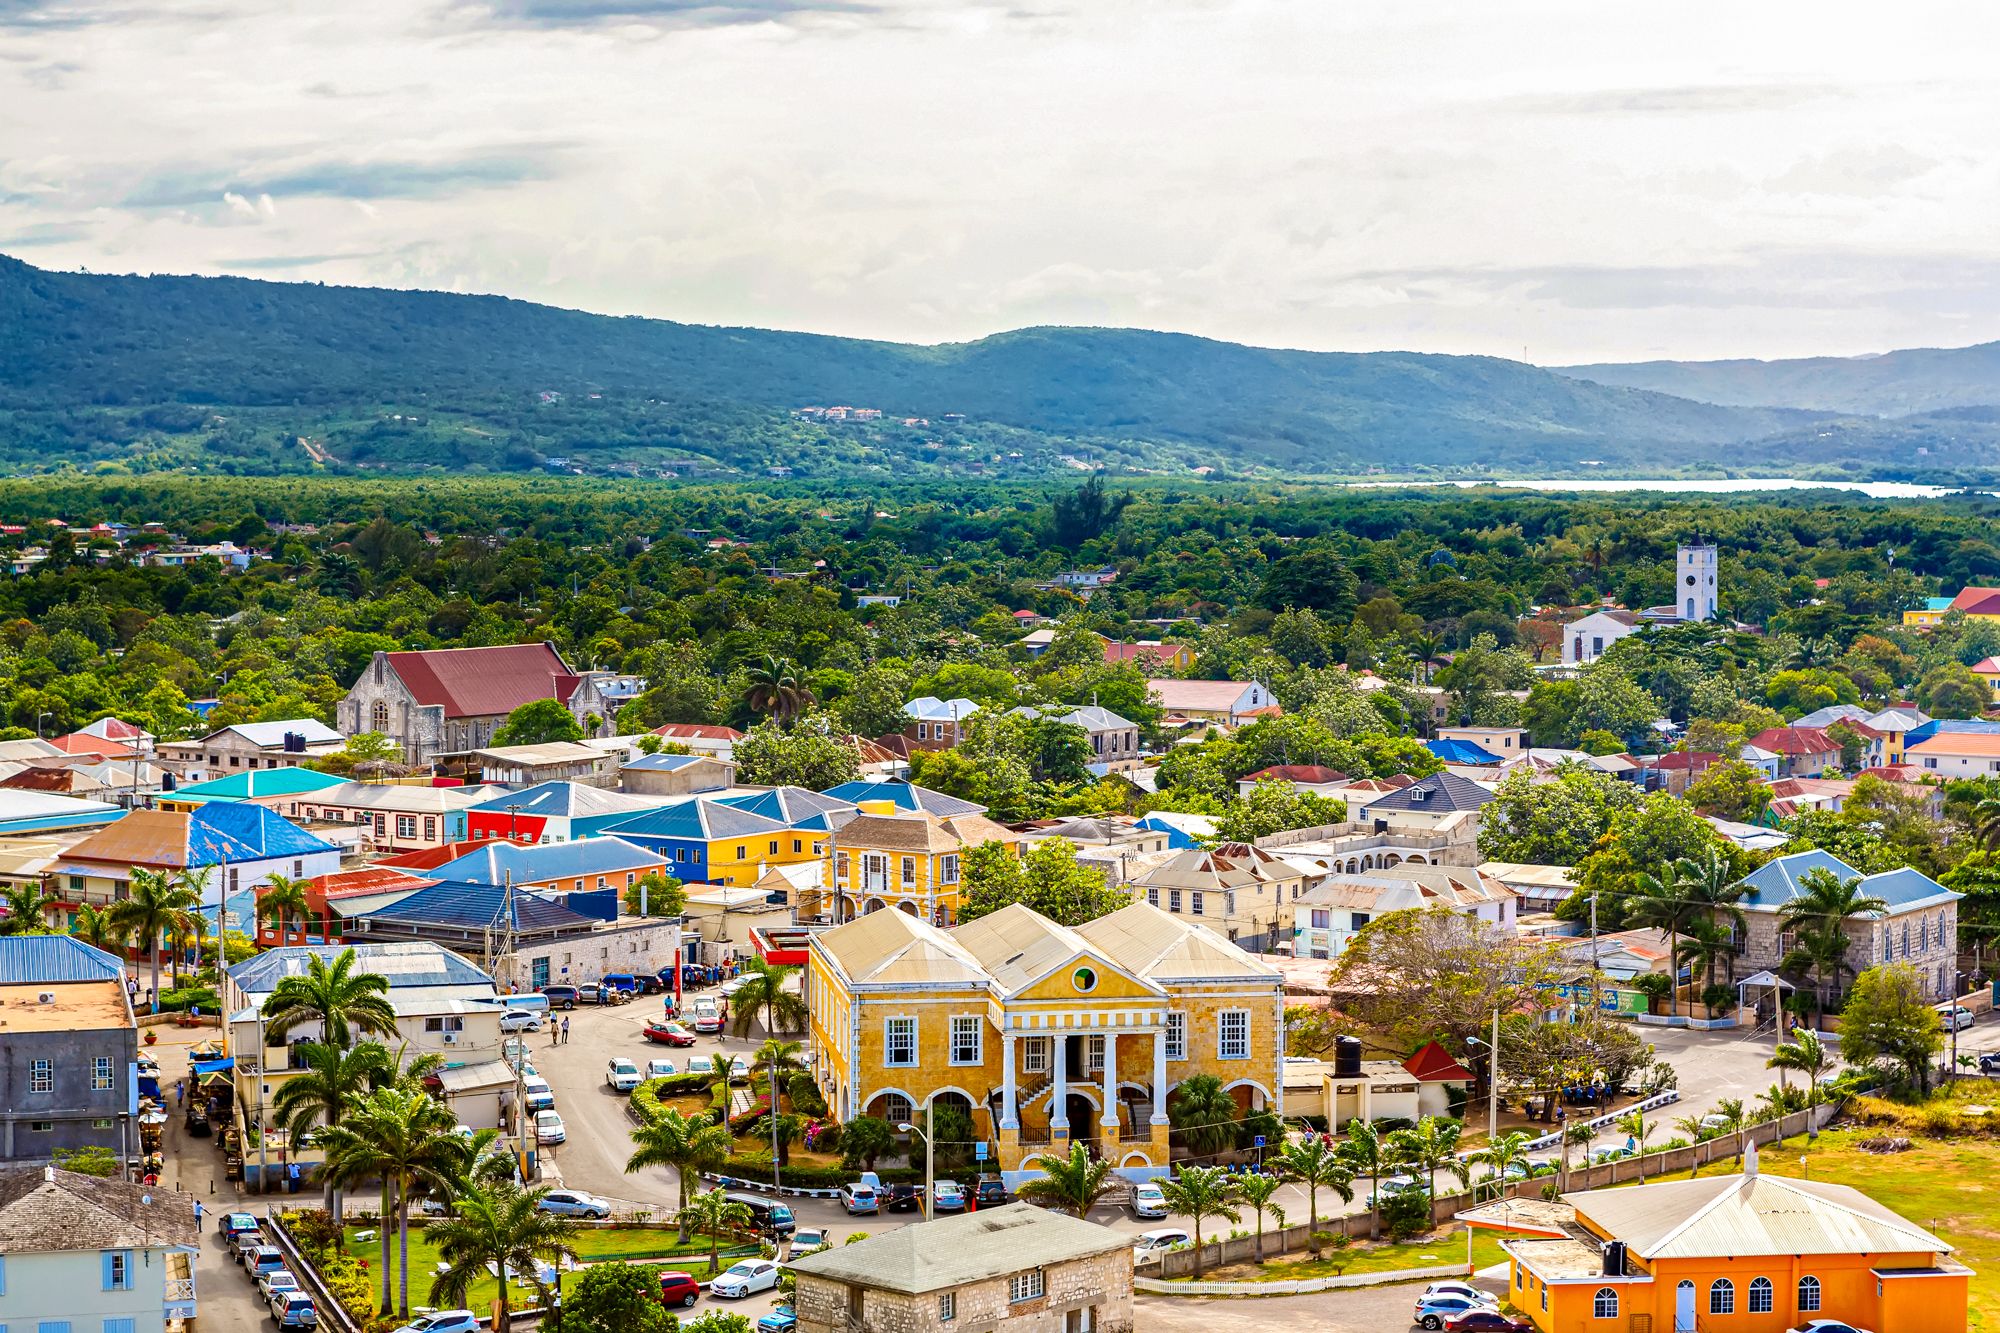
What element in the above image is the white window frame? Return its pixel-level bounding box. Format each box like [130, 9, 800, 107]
[1593, 1287, 1617, 1318]
[1710, 1279, 1734, 1315]
[1798, 1275, 1821, 1312]
[884, 1016, 918, 1067]
[1190, 891, 1204, 916]
[92, 1057, 112, 1092]
[1147, 887, 1159, 906]
[836, 851, 850, 880]
[1218, 1009, 1250, 1060]
[1165, 1012, 1187, 1061]
[1748, 1277, 1773, 1314]
[1085, 1034, 1105, 1074]
[949, 1015, 983, 1066]
[901, 856, 917, 888]
[940, 855, 960, 886]
[939, 1292, 956, 1322]
[1168, 889, 1182, 913]
[1010, 1270, 1045, 1303]
[29, 1060, 51, 1094]
[1022, 1036, 1052, 1074]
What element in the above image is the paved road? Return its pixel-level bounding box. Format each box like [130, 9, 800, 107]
[1135, 1271, 1509, 1333]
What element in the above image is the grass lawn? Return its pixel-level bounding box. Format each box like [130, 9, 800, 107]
[339, 1224, 756, 1316]
[1170, 1227, 1508, 1283]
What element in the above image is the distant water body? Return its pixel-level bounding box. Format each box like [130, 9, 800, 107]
[1345, 478, 1993, 499]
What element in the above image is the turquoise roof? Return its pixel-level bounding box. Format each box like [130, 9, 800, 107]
[173, 769, 347, 802]
[1739, 850, 1958, 914]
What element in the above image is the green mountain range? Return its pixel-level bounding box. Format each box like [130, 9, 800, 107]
[1558, 341, 2000, 417]
[1, 253, 1991, 480]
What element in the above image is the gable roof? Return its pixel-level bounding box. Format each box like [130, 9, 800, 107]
[1367, 771, 1494, 813]
[718, 786, 856, 828]
[821, 779, 986, 817]
[1146, 678, 1258, 711]
[228, 941, 495, 996]
[0, 1167, 199, 1253]
[1242, 765, 1349, 785]
[428, 836, 664, 885]
[207, 718, 344, 749]
[381, 642, 574, 719]
[950, 902, 1133, 997]
[903, 696, 979, 723]
[814, 906, 989, 988]
[1738, 850, 1958, 914]
[467, 781, 663, 820]
[172, 768, 349, 802]
[1748, 726, 1838, 756]
[0, 935, 126, 985]
[344, 879, 597, 935]
[1569, 1171, 1949, 1260]
[603, 796, 788, 842]
[190, 802, 340, 859]
[1948, 586, 2000, 616]
[833, 811, 1019, 855]
[75, 716, 150, 742]
[48, 732, 137, 758]
[1074, 900, 1281, 983]
[650, 723, 745, 742]
[1403, 1039, 1475, 1083]
[787, 1201, 1130, 1294]
[1791, 704, 1873, 730]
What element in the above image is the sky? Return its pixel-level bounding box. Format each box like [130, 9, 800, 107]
[3, 0, 1998, 364]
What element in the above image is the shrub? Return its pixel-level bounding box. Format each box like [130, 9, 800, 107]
[787, 1071, 827, 1118]
[287, 1208, 342, 1252]
[805, 1121, 841, 1155]
[1380, 1187, 1433, 1241]
[154, 984, 220, 1013]
[718, 1155, 920, 1190]
[727, 1097, 773, 1136]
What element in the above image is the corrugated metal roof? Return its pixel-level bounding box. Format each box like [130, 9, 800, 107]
[718, 786, 855, 826]
[605, 796, 788, 842]
[228, 941, 493, 994]
[788, 1202, 1128, 1294]
[355, 880, 596, 934]
[1076, 901, 1282, 984]
[952, 903, 1105, 996]
[1571, 1172, 1950, 1260]
[820, 780, 985, 817]
[1740, 850, 1959, 913]
[431, 835, 662, 884]
[0, 935, 126, 984]
[814, 908, 989, 988]
[215, 719, 343, 748]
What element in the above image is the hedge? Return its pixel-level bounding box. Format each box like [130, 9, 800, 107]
[633, 1075, 723, 1126]
[719, 1155, 922, 1190]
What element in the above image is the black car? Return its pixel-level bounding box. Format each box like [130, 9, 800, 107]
[635, 973, 667, 995]
[974, 1175, 1008, 1206]
[884, 1183, 923, 1213]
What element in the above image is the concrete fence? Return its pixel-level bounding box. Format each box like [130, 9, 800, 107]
[1137, 1262, 1463, 1296]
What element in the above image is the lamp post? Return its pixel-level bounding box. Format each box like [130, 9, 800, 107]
[33, 711, 49, 738]
[898, 1102, 934, 1222]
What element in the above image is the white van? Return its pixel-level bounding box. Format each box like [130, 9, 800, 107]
[502, 993, 551, 1015]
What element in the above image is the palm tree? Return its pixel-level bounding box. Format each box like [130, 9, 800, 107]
[1468, 1129, 1533, 1201]
[1768, 1030, 1833, 1140]
[1335, 1119, 1390, 1240]
[744, 657, 816, 727]
[678, 1188, 756, 1275]
[0, 883, 60, 936]
[1157, 1166, 1241, 1278]
[751, 1037, 806, 1076]
[1559, 1122, 1596, 1191]
[270, 1040, 393, 1220]
[1167, 1074, 1238, 1159]
[258, 873, 312, 941]
[1014, 1142, 1114, 1217]
[626, 1108, 734, 1241]
[1407, 632, 1445, 685]
[1677, 846, 1749, 985]
[1674, 918, 1734, 1014]
[319, 1086, 460, 1317]
[261, 947, 399, 1047]
[1387, 1116, 1469, 1205]
[1234, 1172, 1285, 1264]
[1626, 859, 1703, 1016]
[1270, 1138, 1353, 1246]
[68, 902, 126, 956]
[728, 957, 807, 1038]
[1614, 1109, 1657, 1182]
[109, 867, 200, 1003]
[1969, 795, 2000, 852]
[1756, 1084, 1799, 1142]
[172, 905, 209, 986]
[1779, 869, 1888, 1018]
[1713, 1097, 1748, 1166]
[428, 1181, 579, 1333]
[754, 1112, 807, 1167]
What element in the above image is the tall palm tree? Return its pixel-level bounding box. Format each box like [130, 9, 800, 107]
[1712, 1097, 1749, 1166]
[1270, 1138, 1353, 1247]
[1614, 1109, 1658, 1182]
[1014, 1142, 1114, 1217]
[1676, 846, 1750, 984]
[68, 902, 126, 956]
[0, 883, 61, 936]
[261, 947, 399, 1046]
[428, 1181, 580, 1333]
[1778, 869, 1888, 1019]
[744, 657, 816, 727]
[728, 957, 806, 1038]
[1167, 1074, 1238, 1159]
[1626, 861, 1702, 1016]
[677, 1188, 756, 1275]
[751, 1037, 806, 1076]
[1388, 1116, 1470, 1204]
[1157, 1166, 1241, 1278]
[270, 1041, 393, 1220]
[1468, 1130, 1533, 1202]
[1674, 918, 1735, 1013]
[319, 1086, 460, 1317]
[172, 905, 209, 986]
[109, 867, 200, 1002]
[1335, 1119, 1390, 1240]
[1234, 1172, 1285, 1264]
[258, 873, 312, 941]
[626, 1108, 734, 1241]
[1768, 1029, 1833, 1140]
[1407, 632, 1445, 685]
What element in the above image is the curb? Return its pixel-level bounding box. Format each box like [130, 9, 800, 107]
[1136, 1261, 1465, 1297]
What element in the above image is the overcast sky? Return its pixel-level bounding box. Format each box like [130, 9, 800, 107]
[4, 0, 1997, 364]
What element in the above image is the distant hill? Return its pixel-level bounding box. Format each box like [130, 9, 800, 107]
[1557, 341, 2000, 417]
[0, 253, 1876, 478]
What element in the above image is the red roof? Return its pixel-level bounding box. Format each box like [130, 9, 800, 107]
[1102, 642, 1184, 665]
[382, 642, 574, 719]
[1973, 657, 2000, 675]
[1011, 610, 1041, 620]
[1650, 751, 1719, 771]
[304, 866, 434, 900]
[652, 723, 745, 742]
[1856, 764, 1923, 782]
[1243, 765, 1349, 785]
[1950, 587, 2000, 616]
[1748, 726, 1838, 756]
[48, 733, 138, 758]
[1402, 1040, 1474, 1083]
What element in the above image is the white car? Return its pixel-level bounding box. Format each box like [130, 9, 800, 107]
[730, 1055, 752, 1080]
[606, 1057, 643, 1092]
[1787, 1322, 1874, 1333]
[535, 1110, 566, 1144]
[499, 1010, 543, 1033]
[645, 1057, 678, 1080]
[523, 1076, 555, 1111]
[1131, 1180, 1168, 1218]
[710, 1258, 781, 1298]
[538, 1190, 612, 1219]
[257, 1268, 302, 1300]
[1938, 1005, 1976, 1032]
[1132, 1229, 1190, 1260]
[790, 1227, 829, 1254]
[391, 1314, 480, 1333]
[1420, 1281, 1499, 1306]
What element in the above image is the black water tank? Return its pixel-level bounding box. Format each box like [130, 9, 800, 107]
[1334, 1035, 1363, 1078]
[1602, 1240, 1626, 1276]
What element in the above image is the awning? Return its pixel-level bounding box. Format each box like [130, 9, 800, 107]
[192, 1057, 234, 1075]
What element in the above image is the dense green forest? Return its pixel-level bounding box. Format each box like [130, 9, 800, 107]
[1563, 340, 2000, 416]
[14, 255, 2000, 481]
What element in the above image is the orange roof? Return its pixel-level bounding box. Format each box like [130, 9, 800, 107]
[48, 733, 137, 758]
[1951, 587, 2000, 616]
[1402, 1040, 1474, 1083]
[1910, 732, 2000, 758]
[300, 866, 434, 900]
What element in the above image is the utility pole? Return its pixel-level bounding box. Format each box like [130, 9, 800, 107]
[770, 1064, 782, 1192]
[1589, 893, 1600, 975]
[1488, 1007, 1500, 1144]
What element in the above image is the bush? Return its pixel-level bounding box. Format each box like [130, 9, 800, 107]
[154, 984, 219, 1014]
[1380, 1188, 1433, 1241]
[787, 1071, 827, 1118]
[727, 1097, 773, 1136]
[1701, 983, 1736, 1016]
[286, 1208, 343, 1252]
[632, 1075, 725, 1127]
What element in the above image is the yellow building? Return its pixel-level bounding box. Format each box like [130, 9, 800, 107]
[1906, 588, 2000, 627]
[807, 900, 1284, 1182]
[815, 807, 1022, 926]
[1476, 1156, 1970, 1333]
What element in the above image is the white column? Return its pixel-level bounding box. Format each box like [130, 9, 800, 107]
[1051, 1027, 1069, 1130]
[1001, 1032, 1019, 1129]
[1151, 1028, 1169, 1125]
[1100, 1033, 1120, 1129]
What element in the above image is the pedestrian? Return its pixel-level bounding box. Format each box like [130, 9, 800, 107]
[192, 1199, 202, 1227]
[561, 1016, 570, 1044]
[176, 1076, 185, 1106]
[145, 986, 155, 1012]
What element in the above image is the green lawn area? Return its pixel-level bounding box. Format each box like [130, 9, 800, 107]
[339, 1224, 755, 1316]
[1169, 1227, 1507, 1283]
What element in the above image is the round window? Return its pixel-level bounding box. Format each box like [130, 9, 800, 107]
[1072, 966, 1097, 993]
[1685, 574, 1696, 586]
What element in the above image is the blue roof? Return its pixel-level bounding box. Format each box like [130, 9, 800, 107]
[718, 787, 854, 828]
[1367, 772, 1494, 813]
[348, 880, 596, 934]
[1424, 738, 1503, 765]
[190, 803, 338, 860]
[228, 942, 495, 994]
[624, 753, 709, 772]
[430, 836, 662, 884]
[1740, 850, 1959, 913]
[0, 935, 126, 985]
[465, 781, 661, 820]
[819, 780, 985, 817]
[604, 796, 787, 842]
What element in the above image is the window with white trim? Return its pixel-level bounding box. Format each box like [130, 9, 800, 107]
[29, 1060, 51, 1094]
[879, 1093, 913, 1125]
[863, 854, 888, 892]
[396, 815, 418, 839]
[1166, 1012, 1187, 1061]
[940, 855, 960, 886]
[424, 1016, 464, 1033]
[1022, 1036, 1051, 1074]
[1146, 887, 1159, 906]
[950, 1016, 982, 1065]
[1592, 1288, 1617, 1317]
[1218, 1010, 1249, 1060]
[1168, 889, 1182, 913]
[1798, 1275, 1821, 1312]
[885, 1017, 918, 1066]
[1190, 891, 1204, 916]
[939, 1292, 955, 1321]
[1709, 1279, 1734, 1315]
[92, 1058, 112, 1091]
[901, 857, 917, 887]
[836, 852, 850, 880]
[1748, 1277, 1773, 1313]
[1010, 1270, 1044, 1303]
[1085, 1034, 1105, 1074]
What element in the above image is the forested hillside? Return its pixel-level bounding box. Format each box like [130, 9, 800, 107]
[1559, 340, 2000, 416]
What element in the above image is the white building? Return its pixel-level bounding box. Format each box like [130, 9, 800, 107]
[1293, 864, 1517, 959]
[1677, 542, 1719, 623]
[1561, 609, 1639, 666]
[0, 1165, 200, 1331]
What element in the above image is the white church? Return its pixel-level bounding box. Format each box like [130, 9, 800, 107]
[1561, 544, 1718, 666]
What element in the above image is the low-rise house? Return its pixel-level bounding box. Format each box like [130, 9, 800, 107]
[1102, 639, 1193, 671]
[1428, 736, 1505, 766]
[1906, 721, 2000, 780]
[605, 790, 839, 887]
[648, 723, 745, 759]
[1746, 726, 1842, 777]
[1235, 765, 1349, 800]
[1905, 584, 2000, 626]
[1478, 861, 1582, 914]
[1631, 749, 1717, 795]
[1012, 703, 1142, 769]
[0, 937, 138, 1163]
[53, 804, 341, 930]
[619, 752, 737, 797]
[472, 740, 620, 788]
[1144, 678, 1277, 725]
[1363, 771, 1496, 837]
[251, 865, 434, 947]
[1018, 816, 1172, 882]
[788, 1202, 1133, 1333]
[0, 1165, 200, 1329]
[1561, 608, 1638, 666]
[154, 766, 351, 818]
[1736, 850, 1959, 1003]
[293, 781, 506, 853]
[1128, 843, 1303, 952]
[72, 716, 153, 753]
[901, 696, 980, 751]
[465, 780, 668, 843]
[1292, 864, 1517, 958]
[1438, 725, 1528, 754]
[423, 835, 672, 897]
[155, 718, 344, 780]
[816, 808, 1021, 925]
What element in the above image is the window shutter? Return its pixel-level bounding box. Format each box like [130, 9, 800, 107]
[101, 1252, 115, 1290]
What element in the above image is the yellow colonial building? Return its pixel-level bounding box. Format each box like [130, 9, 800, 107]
[807, 900, 1284, 1182]
[814, 807, 1023, 926]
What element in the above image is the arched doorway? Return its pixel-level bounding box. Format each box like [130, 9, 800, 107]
[863, 899, 886, 915]
[1064, 1093, 1098, 1148]
[896, 901, 919, 916]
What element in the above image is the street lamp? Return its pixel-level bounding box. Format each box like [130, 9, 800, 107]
[898, 1102, 935, 1222]
[1464, 1007, 1501, 1148]
[33, 711, 50, 738]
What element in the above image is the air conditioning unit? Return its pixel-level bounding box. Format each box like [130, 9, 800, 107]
[443, 1033, 459, 1045]
[37, 992, 54, 1005]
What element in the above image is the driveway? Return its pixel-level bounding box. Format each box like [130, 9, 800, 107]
[1135, 1271, 1508, 1333]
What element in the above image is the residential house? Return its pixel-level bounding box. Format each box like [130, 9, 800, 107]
[1903, 721, 2000, 780]
[788, 1202, 1133, 1333]
[1144, 679, 1276, 725]
[1904, 595, 1960, 627]
[901, 697, 980, 751]
[154, 719, 344, 780]
[814, 808, 1022, 925]
[603, 795, 828, 887]
[0, 789, 122, 837]
[1427, 737, 1504, 766]
[336, 642, 579, 766]
[1235, 765, 1350, 800]
[648, 723, 745, 759]
[0, 1166, 201, 1331]
[154, 766, 351, 819]
[1745, 726, 1842, 777]
[1904, 584, 2000, 627]
[1362, 771, 1496, 837]
[1127, 844, 1304, 952]
[806, 900, 1284, 1182]
[1016, 627, 1061, 658]
[1102, 640, 1193, 671]
[1560, 609, 1638, 666]
[72, 716, 153, 753]
[464, 780, 670, 844]
[1018, 816, 1172, 883]
[0, 938, 138, 1163]
[1437, 726, 1528, 754]
[1631, 750, 1718, 796]
[250, 865, 434, 947]
[1291, 864, 1516, 958]
[1477, 861, 1583, 915]
[1052, 566, 1119, 593]
[619, 752, 738, 798]
[1736, 742, 1784, 780]
[1012, 704, 1143, 770]
[1735, 850, 1959, 1003]
[472, 741, 620, 788]
[423, 836, 672, 898]
[292, 782, 506, 853]
[1485, 1166, 1968, 1333]
[821, 779, 987, 818]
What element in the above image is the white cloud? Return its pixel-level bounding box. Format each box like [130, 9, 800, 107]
[0, 0, 1997, 361]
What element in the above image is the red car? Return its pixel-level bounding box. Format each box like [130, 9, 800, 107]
[644, 1022, 697, 1047]
[659, 1270, 702, 1308]
[1445, 1312, 1533, 1332]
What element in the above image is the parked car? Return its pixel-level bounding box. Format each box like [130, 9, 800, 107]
[646, 1057, 678, 1079]
[790, 1227, 828, 1255]
[1588, 1146, 1634, 1165]
[659, 1270, 703, 1308]
[523, 1076, 556, 1111]
[1132, 1229, 1190, 1260]
[539, 1190, 612, 1219]
[541, 985, 580, 1010]
[710, 1259, 782, 1298]
[270, 1291, 319, 1329]
[757, 1307, 798, 1333]
[535, 1110, 567, 1144]
[1416, 1294, 1500, 1330]
[257, 1268, 302, 1300]
[729, 1055, 752, 1080]
[219, 1211, 260, 1241]
[606, 1057, 643, 1092]
[1786, 1322, 1874, 1333]
[690, 1005, 725, 1035]
[245, 1246, 288, 1282]
[635, 972, 668, 995]
[604, 972, 641, 995]
[884, 1182, 923, 1212]
[1980, 1051, 2000, 1077]
[840, 1176, 880, 1214]
[644, 1021, 698, 1046]
[1443, 1312, 1532, 1332]
[231, 1232, 271, 1264]
[1368, 1174, 1424, 1206]
[724, 1192, 795, 1237]
[1421, 1281, 1499, 1306]
[932, 1179, 966, 1212]
[498, 1009, 543, 1033]
[1131, 1180, 1168, 1218]
[575, 981, 609, 1004]
[974, 1174, 1008, 1207]
[1939, 1004, 1976, 1032]
[391, 1313, 481, 1333]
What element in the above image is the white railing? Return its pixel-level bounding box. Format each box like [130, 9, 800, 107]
[164, 1277, 195, 1302]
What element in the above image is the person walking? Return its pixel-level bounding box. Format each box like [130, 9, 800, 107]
[561, 1016, 570, 1044]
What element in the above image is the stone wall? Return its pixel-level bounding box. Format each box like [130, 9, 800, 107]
[796, 1249, 1133, 1333]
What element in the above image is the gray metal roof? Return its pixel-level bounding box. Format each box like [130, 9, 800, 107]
[786, 1202, 1129, 1293]
[227, 942, 494, 994]
[0, 936, 126, 985]
[1569, 1171, 1950, 1260]
[1366, 771, 1494, 813]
